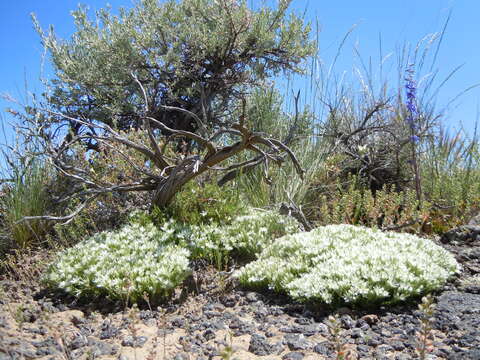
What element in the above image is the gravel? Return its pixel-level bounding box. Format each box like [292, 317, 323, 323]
[1, 225, 480, 359]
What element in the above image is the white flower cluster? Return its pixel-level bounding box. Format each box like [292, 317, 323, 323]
[236, 224, 459, 305]
[188, 208, 300, 260]
[44, 223, 190, 302]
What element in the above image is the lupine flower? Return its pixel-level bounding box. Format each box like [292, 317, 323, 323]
[405, 65, 422, 202]
[405, 66, 419, 142]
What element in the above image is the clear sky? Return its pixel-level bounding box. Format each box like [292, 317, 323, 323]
[1, 0, 479, 145]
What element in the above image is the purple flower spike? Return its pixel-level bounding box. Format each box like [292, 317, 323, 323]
[405, 66, 419, 137]
[405, 66, 422, 202]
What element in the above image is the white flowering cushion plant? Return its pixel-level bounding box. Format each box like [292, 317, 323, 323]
[44, 223, 190, 303]
[236, 224, 459, 306]
[188, 208, 301, 263]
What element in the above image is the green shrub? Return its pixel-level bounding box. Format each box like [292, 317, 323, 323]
[188, 208, 301, 267]
[237, 224, 459, 306]
[166, 181, 246, 226]
[311, 180, 428, 231]
[44, 223, 190, 303]
[129, 207, 300, 269]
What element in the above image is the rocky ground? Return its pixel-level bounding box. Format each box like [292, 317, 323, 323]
[0, 225, 479, 360]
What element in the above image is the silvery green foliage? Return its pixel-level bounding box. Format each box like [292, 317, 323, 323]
[34, 0, 314, 131]
[237, 224, 459, 305]
[44, 223, 190, 303]
[189, 208, 301, 260]
[24, 0, 316, 211]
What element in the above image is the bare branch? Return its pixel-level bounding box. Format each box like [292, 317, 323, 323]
[268, 138, 304, 178]
[16, 195, 99, 225]
[145, 116, 216, 156]
[132, 73, 171, 169]
[210, 156, 263, 172]
[208, 128, 243, 142]
[160, 105, 208, 136]
[99, 140, 163, 181]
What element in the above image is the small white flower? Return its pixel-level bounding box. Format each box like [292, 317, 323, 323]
[237, 224, 459, 305]
[45, 223, 190, 303]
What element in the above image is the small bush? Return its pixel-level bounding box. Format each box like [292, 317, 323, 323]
[311, 181, 428, 230]
[44, 223, 190, 303]
[167, 181, 246, 226]
[129, 207, 300, 269]
[188, 208, 301, 266]
[237, 224, 459, 306]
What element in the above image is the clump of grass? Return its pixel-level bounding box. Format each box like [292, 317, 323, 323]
[421, 127, 480, 230]
[236, 14, 480, 236]
[219, 331, 238, 360]
[0, 158, 52, 249]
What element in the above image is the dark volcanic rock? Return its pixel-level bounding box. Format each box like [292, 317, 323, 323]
[283, 334, 312, 351]
[228, 317, 253, 336]
[435, 291, 480, 330]
[313, 342, 330, 356]
[99, 320, 119, 339]
[173, 353, 190, 360]
[121, 335, 148, 348]
[441, 225, 480, 245]
[469, 213, 480, 226]
[340, 315, 355, 329]
[282, 351, 304, 360]
[464, 348, 480, 360]
[202, 328, 216, 341]
[219, 294, 237, 307]
[172, 316, 186, 328]
[434, 291, 480, 356]
[69, 335, 88, 350]
[248, 334, 282, 356]
[89, 339, 119, 356]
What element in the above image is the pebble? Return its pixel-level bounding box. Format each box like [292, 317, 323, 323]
[248, 334, 282, 356]
[69, 335, 88, 350]
[2, 226, 480, 359]
[284, 334, 312, 351]
[282, 351, 304, 360]
[121, 335, 148, 348]
[99, 320, 119, 339]
[174, 353, 190, 360]
[313, 342, 330, 355]
[340, 315, 355, 329]
[202, 328, 216, 341]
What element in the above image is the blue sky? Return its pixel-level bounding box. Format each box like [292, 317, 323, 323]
[1, 0, 479, 145]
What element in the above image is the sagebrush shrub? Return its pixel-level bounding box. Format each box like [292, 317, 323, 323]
[237, 224, 459, 306]
[44, 223, 190, 303]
